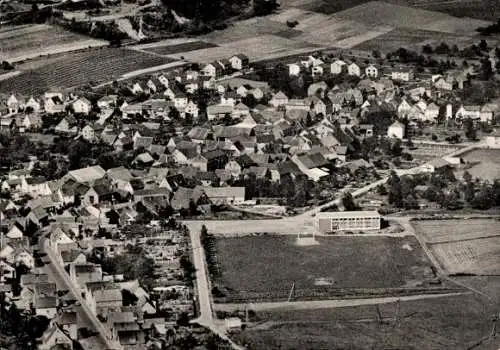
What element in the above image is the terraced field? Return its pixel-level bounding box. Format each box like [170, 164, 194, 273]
[0, 24, 107, 62]
[0, 48, 176, 95]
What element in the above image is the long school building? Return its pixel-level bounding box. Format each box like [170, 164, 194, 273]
[316, 211, 381, 233]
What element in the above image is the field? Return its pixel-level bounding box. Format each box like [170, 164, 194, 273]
[287, 0, 499, 20]
[231, 295, 498, 349]
[458, 148, 500, 181]
[162, 1, 494, 64]
[412, 219, 500, 275]
[139, 41, 218, 56]
[0, 48, 176, 95]
[0, 24, 107, 62]
[354, 27, 483, 52]
[213, 236, 439, 302]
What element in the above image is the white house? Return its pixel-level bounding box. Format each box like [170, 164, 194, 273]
[392, 67, 414, 81]
[312, 65, 324, 77]
[229, 54, 249, 70]
[288, 63, 301, 76]
[397, 99, 412, 118]
[365, 64, 378, 78]
[7, 94, 20, 114]
[81, 125, 95, 142]
[387, 121, 405, 139]
[424, 103, 440, 121]
[348, 62, 361, 77]
[455, 105, 481, 120]
[202, 63, 218, 77]
[72, 97, 92, 115]
[184, 101, 199, 118]
[331, 60, 346, 74]
[270, 91, 289, 107]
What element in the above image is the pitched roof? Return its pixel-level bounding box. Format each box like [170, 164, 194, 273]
[68, 166, 106, 183]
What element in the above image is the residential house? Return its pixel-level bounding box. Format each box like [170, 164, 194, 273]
[21, 114, 42, 130]
[387, 121, 405, 139]
[455, 105, 481, 120]
[188, 155, 208, 172]
[397, 99, 412, 118]
[288, 63, 301, 76]
[207, 104, 234, 121]
[270, 91, 289, 107]
[365, 64, 378, 78]
[66, 165, 106, 184]
[224, 160, 242, 177]
[20, 177, 52, 197]
[184, 101, 199, 118]
[72, 97, 92, 115]
[7, 94, 20, 114]
[199, 186, 245, 205]
[229, 54, 250, 70]
[424, 103, 440, 121]
[81, 125, 95, 142]
[44, 94, 65, 114]
[97, 95, 118, 110]
[330, 60, 346, 74]
[25, 96, 41, 113]
[391, 67, 414, 81]
[38, 323, 73, 350]
[348, 62, 361, 76]
[35, 296, 58, 319]
[202, 149, 229, 171]
[202, 62, 221, 77]
[131, 82, 144, 95]
[55, 117, 78, 135]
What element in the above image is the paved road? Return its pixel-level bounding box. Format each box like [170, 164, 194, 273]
[188, 229, 245, 350]
[42, 239, 122, 350]
[214, 292, 470, 312]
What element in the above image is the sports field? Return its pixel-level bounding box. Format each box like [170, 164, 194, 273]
[0, 48, 176, 95]
[413, 219, 500, 276]
[0, 24, 107, 62]
[213, 236, 438, 302]
[231, 294, 496, 349]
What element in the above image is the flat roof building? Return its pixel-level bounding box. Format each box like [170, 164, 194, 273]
[316, 211, 381, 233]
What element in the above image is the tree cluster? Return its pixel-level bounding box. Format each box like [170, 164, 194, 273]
[97, 244, 156, 291]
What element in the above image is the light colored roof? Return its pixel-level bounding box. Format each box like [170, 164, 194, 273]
[316, 210, 381, 219]
[199, 186, 245, 198]
[68, 166, 105, 183]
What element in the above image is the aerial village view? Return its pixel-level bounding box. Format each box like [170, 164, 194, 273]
[0, 0, 499, 348]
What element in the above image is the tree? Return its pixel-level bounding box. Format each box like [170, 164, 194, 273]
[254, 0, 279, 16]
[342, 192, 358, 211]
[480, 57, 493, 80]
[387, 171, 403, 208]
[464, 118, 477, 140]
[422, 44, 433, 55]
[479, 39, 489, 51]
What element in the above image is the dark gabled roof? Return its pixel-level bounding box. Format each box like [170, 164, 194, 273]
[277, 161, 302, 176]
[298, 153, 328, 169]
[202, 149, 227, 160]
[236, 154, 257, 168]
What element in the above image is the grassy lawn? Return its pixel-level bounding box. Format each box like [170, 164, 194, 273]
[214, 236, 439, 302]
[232, 294, 497, 349]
